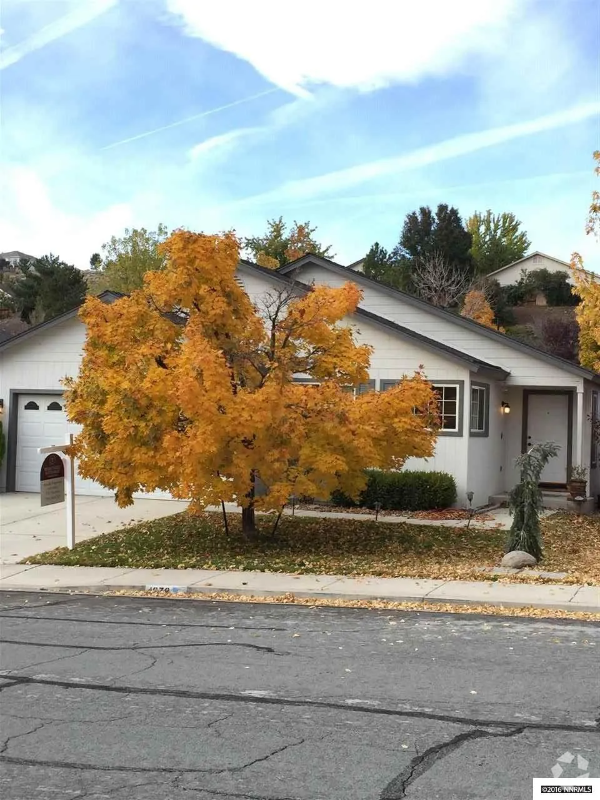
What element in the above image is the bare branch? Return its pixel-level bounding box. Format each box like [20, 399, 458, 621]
[412, 251, 470, 307]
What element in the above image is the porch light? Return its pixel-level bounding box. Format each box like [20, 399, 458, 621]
[501, 401, 511, 415]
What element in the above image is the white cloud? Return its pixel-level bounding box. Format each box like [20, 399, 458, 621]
[0, 167, 132, 267]
[189, 127, 263, 160]
[226, 102, 600, 206]
[166, 0, 519, 95]
[0, 0, 118, 71]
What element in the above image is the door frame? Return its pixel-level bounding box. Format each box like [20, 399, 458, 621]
[521, 389, 573, 488]
[6, 389, 64, 493]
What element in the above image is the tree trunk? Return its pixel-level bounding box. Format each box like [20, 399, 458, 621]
[241, 471, 257, 539]
[241, 506, 257, 538]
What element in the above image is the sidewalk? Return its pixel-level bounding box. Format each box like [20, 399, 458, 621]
[1, 563, 598, 613]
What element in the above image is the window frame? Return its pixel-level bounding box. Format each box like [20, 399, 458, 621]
[469, 382, 490, 438]
[430, 381, 464, 437]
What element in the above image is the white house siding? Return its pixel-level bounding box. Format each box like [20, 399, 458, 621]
[466, 377, 505, 506]
[491, 254, 571, 287]
[288, 263, 581, 388]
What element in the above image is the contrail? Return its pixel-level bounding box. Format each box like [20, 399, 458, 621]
[0, 0, 118, 71]
[100, 87, 280, 150]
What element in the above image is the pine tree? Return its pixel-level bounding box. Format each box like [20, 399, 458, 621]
[506, 442, 560, 560]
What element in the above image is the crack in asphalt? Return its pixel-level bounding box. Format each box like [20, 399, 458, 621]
[1, 674, 597, 735]
[0, 720, 53, 757]
[0, 612, 293, 632]
[0, 638, 286, 655]
[0, 738, 307, 775]
[380, 727, 526, 798]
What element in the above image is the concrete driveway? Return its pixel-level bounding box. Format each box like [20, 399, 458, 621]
[0, 493, 188, 564]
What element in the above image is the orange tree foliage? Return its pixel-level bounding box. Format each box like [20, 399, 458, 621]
[65, 231, 438, 534]
[571, 151, 600, 372]
[460, 289, 499, 330]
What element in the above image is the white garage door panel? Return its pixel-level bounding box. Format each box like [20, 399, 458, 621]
[16, 395, 69, 492]
[16, 394, 171, 499]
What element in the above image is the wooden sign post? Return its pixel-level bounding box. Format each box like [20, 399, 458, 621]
[38, 435, 76, 549]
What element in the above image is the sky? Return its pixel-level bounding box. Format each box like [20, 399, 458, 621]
[1, 0, 599, 271]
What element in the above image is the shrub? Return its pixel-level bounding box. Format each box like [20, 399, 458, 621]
[331, 470, 457, 511]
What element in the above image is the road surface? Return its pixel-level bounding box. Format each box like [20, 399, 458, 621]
[0, 591, 598, 799]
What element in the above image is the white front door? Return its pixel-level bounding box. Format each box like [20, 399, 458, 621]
[525, 392, 570, 485]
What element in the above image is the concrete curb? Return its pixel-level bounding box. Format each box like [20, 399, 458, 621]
[1, 580, 599, 614]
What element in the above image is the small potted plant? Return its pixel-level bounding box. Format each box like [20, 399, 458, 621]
[567, 465, 588, 499]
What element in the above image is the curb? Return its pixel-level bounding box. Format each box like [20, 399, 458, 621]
[1, 582, 599, 614]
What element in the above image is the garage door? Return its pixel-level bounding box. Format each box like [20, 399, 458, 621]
[16, 395, 69, 492]
[15, 394, 171, 498]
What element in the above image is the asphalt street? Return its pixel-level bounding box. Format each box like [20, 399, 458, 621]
[0, 592, 598, 799]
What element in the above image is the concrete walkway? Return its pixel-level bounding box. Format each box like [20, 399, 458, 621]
[1, 563, 598, 613]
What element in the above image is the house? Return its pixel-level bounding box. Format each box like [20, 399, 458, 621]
[0, 259, 598, 509]
[487, 251, 599, 288]
[0, 251, 35, 270]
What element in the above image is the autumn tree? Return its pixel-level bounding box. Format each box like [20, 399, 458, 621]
[92, 224, 169, 293]
[461, 288, 499, 330]
[467, 210, 531, 275]
[571, 151, 600, 371]
[66, 231, 438, 537]
[392, 204, 473, 291]
[13, 254, 87, 324]
[244, 217, 334, 268]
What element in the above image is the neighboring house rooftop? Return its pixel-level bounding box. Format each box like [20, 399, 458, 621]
[487, 250, 598, 281]
[277, 253, 600, 384]
[0, 250, 35, 263]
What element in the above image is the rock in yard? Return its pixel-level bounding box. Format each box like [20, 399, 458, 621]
[501, 550, 538, 568]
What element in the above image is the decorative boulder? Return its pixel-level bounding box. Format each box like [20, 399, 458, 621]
[501, 550, 538, 568]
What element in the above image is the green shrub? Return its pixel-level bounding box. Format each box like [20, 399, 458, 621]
[331, 470, 457, 511]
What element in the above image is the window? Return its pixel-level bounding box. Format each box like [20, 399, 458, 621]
[470, 384, 489, 436]
[532, 255, 542, 263]
[432, 384, 460, 433]
[380, 380, 400, 392]
[24, 401, 39, 410]
[343, 380, 376, 397]
[47, 401, 63, 411]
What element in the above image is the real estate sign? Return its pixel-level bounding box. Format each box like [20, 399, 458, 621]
[40, 453, 65, 507]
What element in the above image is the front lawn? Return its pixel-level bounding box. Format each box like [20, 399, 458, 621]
[25, 510, 600, 585]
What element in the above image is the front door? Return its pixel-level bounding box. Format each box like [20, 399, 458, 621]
[524, 392, 571, 485]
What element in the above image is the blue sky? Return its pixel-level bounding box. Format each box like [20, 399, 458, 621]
[1, 0, 599, 270]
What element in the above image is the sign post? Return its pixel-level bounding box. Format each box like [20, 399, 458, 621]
[38, 436, 76, 549]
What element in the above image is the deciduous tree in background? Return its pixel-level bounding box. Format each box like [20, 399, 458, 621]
[571, 151, 600, 371]
[461, 288, 499, 330]
[244, 217, 334, 269]
[66, 231, 438, 536]
[467, 210, 530, 275]
[93, 224, 169, 293]
[412, 251, 470, 308]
